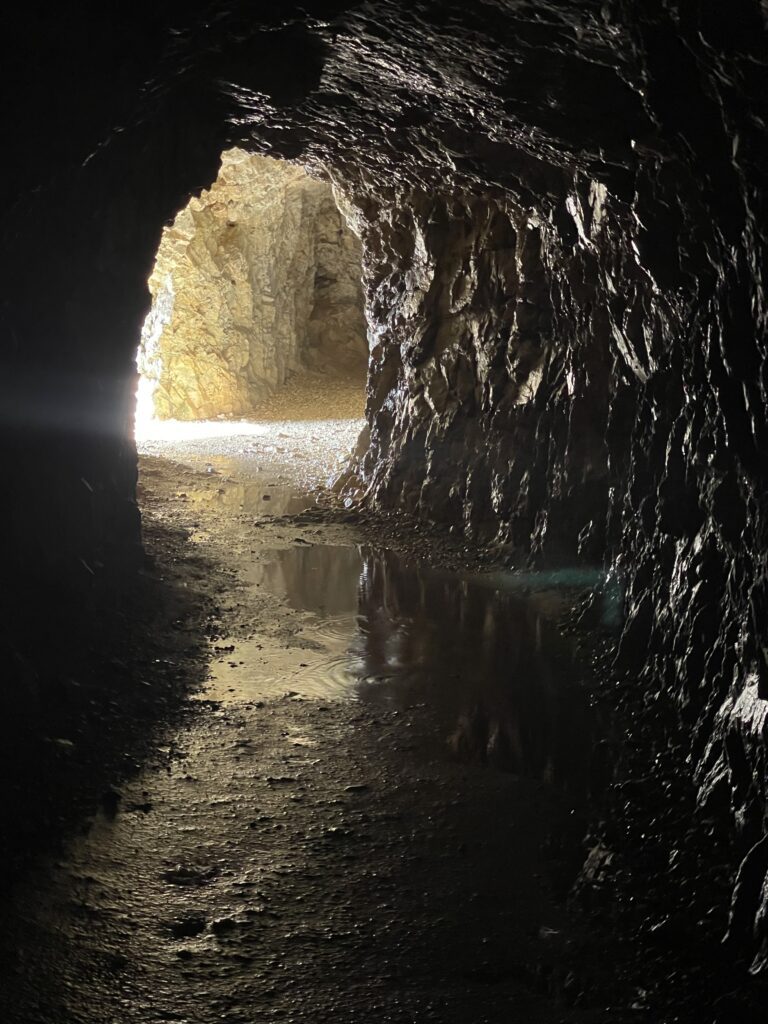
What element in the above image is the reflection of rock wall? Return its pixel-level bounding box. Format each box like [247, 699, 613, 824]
[140, 150, 366, 420]
[354, 547, 599, 799]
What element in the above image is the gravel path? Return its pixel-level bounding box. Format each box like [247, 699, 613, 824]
[136, 369, 366, 492]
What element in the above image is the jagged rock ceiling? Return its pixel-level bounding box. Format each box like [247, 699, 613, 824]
[232, 1, 647, 198]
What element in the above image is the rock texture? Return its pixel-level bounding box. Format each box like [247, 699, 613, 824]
[140, 150, 366, 420]
[3, 0, 768, 985]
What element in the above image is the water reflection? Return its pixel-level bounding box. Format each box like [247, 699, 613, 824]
[210, 545, 620, 797]
[354, 551, 608, 798]
[243, 544, 363, 615]
[185, 465, 310, 516]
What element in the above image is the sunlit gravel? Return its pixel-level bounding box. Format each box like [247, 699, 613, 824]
[137, 417, 365, 491]
[136, 371, 367, 491]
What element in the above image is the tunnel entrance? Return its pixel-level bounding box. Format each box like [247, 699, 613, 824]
[134, 149, 368, 439]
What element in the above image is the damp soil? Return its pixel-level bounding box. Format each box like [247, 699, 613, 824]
[0, 419, 703, 1023]
[0, 430, 757, 1015]
[27, 380, 761, 1019]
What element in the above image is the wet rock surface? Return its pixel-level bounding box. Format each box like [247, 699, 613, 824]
[0, 697, 601, 1023]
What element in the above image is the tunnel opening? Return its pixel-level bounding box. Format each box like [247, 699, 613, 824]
[134, 149, 368, 453]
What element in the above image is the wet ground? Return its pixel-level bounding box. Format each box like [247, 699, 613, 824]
[2, 373, 765, 1023]
[0, 375, 645, 1023]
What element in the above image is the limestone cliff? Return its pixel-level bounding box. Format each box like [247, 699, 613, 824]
[140, 150, 366, 420]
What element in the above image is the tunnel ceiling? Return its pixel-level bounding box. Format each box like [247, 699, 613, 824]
[3, 0, 768, 974]
[231, 1, 649, 200]
[10, 2, 755, 200]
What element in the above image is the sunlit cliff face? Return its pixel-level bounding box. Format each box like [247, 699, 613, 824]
[4, 0, 768, 967]
[136, 149, 367, 426]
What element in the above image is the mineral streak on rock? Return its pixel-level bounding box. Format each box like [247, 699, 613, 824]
[140, 150, 367, 420]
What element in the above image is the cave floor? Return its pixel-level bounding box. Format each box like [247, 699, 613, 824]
[0, 418, 648, 1023]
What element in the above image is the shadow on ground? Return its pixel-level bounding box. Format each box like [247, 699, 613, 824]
[0, 517, 218, 888]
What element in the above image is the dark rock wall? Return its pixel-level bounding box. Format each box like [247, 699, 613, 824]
[340, 188, 612, 562]
[344, 164, 768, 953]
[1, 6, 226, 639]
[2, 0, 768, 964]
[327, 3, 768, 959]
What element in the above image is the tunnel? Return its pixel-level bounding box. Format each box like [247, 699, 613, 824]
[1, 2, 767, 1021]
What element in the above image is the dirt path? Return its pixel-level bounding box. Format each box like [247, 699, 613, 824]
[0, 406, 639, 1024]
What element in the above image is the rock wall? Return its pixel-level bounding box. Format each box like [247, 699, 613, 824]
[338, 190, 609, 560]
[338, 160, 768, 958]
[141, 150, 366, 420]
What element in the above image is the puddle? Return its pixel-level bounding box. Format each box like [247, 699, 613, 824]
[183, 457, 312, 516]
[208, 545, 621, 797]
